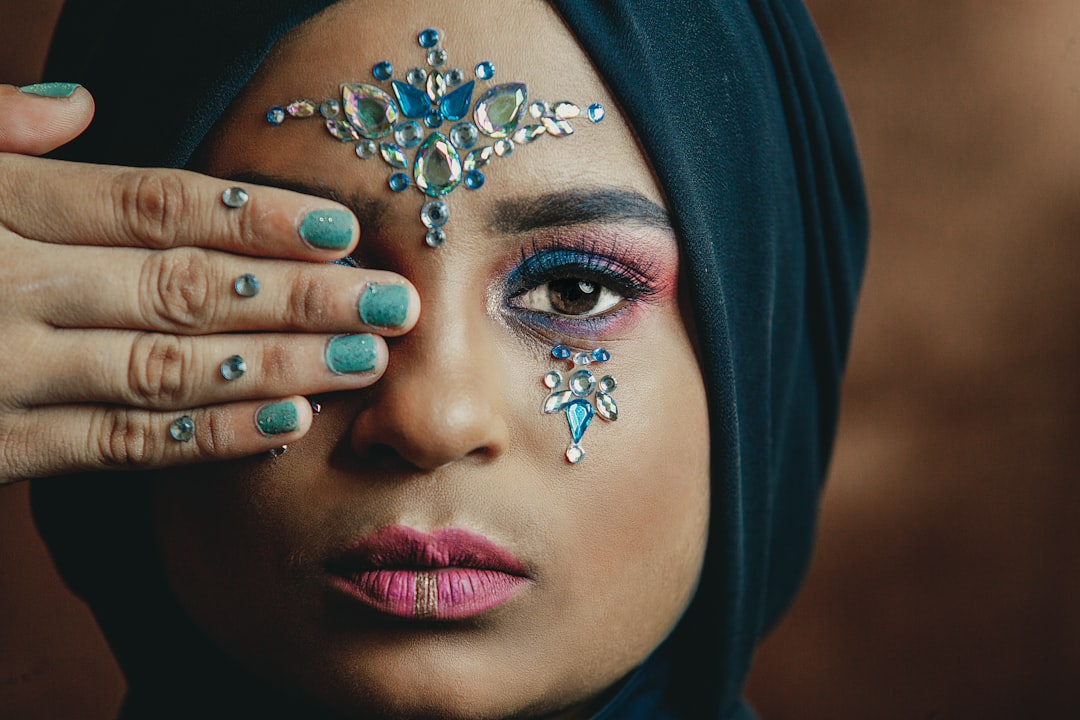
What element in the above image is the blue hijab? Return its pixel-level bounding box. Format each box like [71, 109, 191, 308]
[36, 1, 867, 717]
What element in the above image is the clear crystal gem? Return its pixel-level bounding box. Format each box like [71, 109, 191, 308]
[494, 138, 514, 156]
[565, 399, 594, 443]
[445, 68, 465, 87]
[286, 99, 316, 118]
[592, 348, 611, 363]
[544, 371, 563, 390]
[475, 83, 528, 138]
[168, 416, 195, 442]
[596, 391, 618, 421]
[440, 81, 474, 122]
[426, 71, 447, 101]
[343, 83, 399, 138]
[529, 100, 550, 118]
[220, 355, 247, 381]
[414, 132, 462, 197]
[373, 61, 393, 81]
[566, 445, 585, 464]
[553, 101, 580, 118]
[418, 28, 440, 48]
[394, 120, 424, 147]
[475, 61, 495, 80]
[388, 173, 410, 192]
[552, 345, 572, 360]
[569, 369, 596, 397]
[588, 103, 606, 123]
[320, 99, 340, 118]
[512, 124, 546, 144]
[464, 146, 494, 171]
[420, 199, 449, 228]
[464, 170, 485, 190]
[598, 374, 617, 393]
[543, 390, 574, 414]
[221, 187, 249, 208]
[425, 228, 446, 247]
[541, 116, 574, 137]
[573, 352, 593, 366]
[355, 139, 377, 159]
[233, 273, 260, 297]
[266, 106, 285, 125]
[326, 119, 359, 142]
[407, 66, 428, 86]
[379, 141, 408, 169]
[427, 48, 447, 67]
[449, 121, 479, 149]
[268, 445, 288, 458]
[391, 80, 430, 119]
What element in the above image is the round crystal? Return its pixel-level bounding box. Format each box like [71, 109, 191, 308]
[494, 138, 514, 156]
[424, 109, 444, 129]
[233, 273, 260, 298]
[221, 187, 249, 208]
[320, 99, 340, 118]
[420, 200, 449, 228]
[427, 48, 447, 67]
[449, 122, 479, 149]
[355, 139, 377, 159]
[286, 99, 316, 118]
[168, 416, 195, 442]
[475, 61, 495, 80]
[599, 375, 617, 393]
[552, 345, 572, 360]
[445, 68, 465, 87]
[266, 106, 285, 125]
[407, 66, 427, 86]
[566, 445, 585, 464]
[373, 61, 393, 81]
[544, 371, 562, 390]
[569, 369, 596, 397]
[394, 120, 424, 147]
[573, 352, 593, 366]
[464, 170, 485, 190]
[591, 348, 611, 363]
[220, 355, 247, 381]
[425, 228, 446, 247]
[588, 103, 606, 123]
[388, 173, 410, 192]
[418, 28, 440, 48]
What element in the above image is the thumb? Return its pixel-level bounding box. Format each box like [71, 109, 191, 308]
[0, 83, 94, 155]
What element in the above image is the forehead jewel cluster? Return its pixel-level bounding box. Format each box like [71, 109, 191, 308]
[266, 27, 605, 248]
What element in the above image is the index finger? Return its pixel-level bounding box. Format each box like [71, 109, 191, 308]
[0, 154, 359, 259]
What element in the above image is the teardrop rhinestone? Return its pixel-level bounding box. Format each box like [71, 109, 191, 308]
[440, 81, 474, 122]
[320, 99, 340, 118]
[426, 71, 447, 101]
[463, 146, 494, 171]
[553, 101, 580, 118]
[598, 375, 617, 393]
[355, 139, 377, 159]
[512, 124, 546, 144]
[420, 199, 449, 228]
[588, 103, 606, 123]
[379, 142, 408, 169]
[474, 83, 528, 138]
[325, 119, 359, 142]
[391, 80, 431, 119]
[596, 391, 618, 421]
[569, 369, 596, 397]
[342, 84, 399, 139]
[543, 390, 574, 414]
[541, 116, 574, 137]
[286, 99, 317, 118]
[414, 132, 462, 197]
[544, 371, 563, 390]
[394, 120, 424, 148]
[565, 399, 594, 443]
[449, 121, 479, 149]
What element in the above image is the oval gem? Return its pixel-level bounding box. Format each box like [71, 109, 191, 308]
[464, 146, 494, 172]
[474, 83, 528, 138]
[414, 132, 462, 197]
[325, 119, 359, 142]
[342, 84, 399, 139]
[596, 391, 618, 421]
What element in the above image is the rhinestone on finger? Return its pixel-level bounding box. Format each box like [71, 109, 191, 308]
[268, 445, 289, 458]
[233, 274, 260, 298]
[168, 416, 195, 442]
[220, 355, 247, 381]
[221, 187, 249, 208]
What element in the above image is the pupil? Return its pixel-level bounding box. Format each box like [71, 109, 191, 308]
[549, 278, 599, 315]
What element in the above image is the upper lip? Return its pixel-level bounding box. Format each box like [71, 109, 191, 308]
[325, 525, 531, 577]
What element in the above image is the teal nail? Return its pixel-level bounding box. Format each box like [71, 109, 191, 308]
[18, 82, 81, 98]
[325, 334, 377, 374]
[359, 284, 410, 328]
[299, 209, 354, 250]
[256, 402, 300, 436]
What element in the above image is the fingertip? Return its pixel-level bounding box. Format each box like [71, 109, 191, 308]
[0, 83, 95, 154]
[254, 397, 312, 439]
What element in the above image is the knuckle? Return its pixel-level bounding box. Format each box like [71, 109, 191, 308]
[140, 248, 216, 330]
[92, 409, 163, 467]
[127, 333, 193, 406]
[258, 341, 295, 382]
[114, 170, 188, 249]
[285, 271, 330, 327]
[198, 407, 235, 456]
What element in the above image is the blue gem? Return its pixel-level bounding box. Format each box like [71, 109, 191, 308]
[591, 348, 610, 363]
[388, 173, 410, 192]
[424, 109, 444, 129]
[464, 170, 485, 190]
[419, 28, 440, 48]
[552, 345, 571, 360]
[440, 81, 474, 122]
[266, 106, 285, 125]
[373, 61, 393, 81]
[588, 103, 606, 123]
[565, 399, 594, 444]
[392, 80, 431, 119]
[475, 61, 495, 80]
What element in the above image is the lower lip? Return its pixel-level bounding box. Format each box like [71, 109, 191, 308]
[332, 568, 530, 620]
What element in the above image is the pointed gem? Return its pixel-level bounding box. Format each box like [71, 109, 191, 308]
[565, 399, 594, 443]
[342, 84, 399, 139]
[414, 132, 462, 197]
[474, 83, 528, 138]
[512, 124, 546, 144]
[379, 142, 408, 169]
[427, 71, 447, 102]
[544, 390, 574, 414]
[553, 101, 580, 118]
[325, 119, 359, 142]
[393, 80, 432, 119]
[596, 391, 618, 421]
[286, 99, 317, 118]
[464, 146, 494, 172]
[440, 81, 474, 122]
[541, 116, 574, 137]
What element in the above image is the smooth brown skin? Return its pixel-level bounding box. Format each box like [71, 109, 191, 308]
[150, 2, 710, 718]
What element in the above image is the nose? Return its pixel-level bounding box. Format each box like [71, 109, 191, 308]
[349, 313, 511, 471]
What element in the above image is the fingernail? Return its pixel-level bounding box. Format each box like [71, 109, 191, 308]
[325, 334, 377, 374]
[256, 401, 300, 436]
[18, 82, 81, 98]
[299, 209, 354, 250]
[359, 284, 410, 328]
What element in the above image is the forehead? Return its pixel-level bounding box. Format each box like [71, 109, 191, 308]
[200, 0, 667, 231]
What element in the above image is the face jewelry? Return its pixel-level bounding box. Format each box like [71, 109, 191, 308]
[233, 273, 260, 298]
[267, 27, 605, 247]
[221, 186, 249, 208]
[266, 400, 320, 457]
[168, 416, 195, 442]
[220, 355, 247, 381]
[542, 345, 617, 464]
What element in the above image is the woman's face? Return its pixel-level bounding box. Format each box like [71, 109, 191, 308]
[154, 1, 710, 717]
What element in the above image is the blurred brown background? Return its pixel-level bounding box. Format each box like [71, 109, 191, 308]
[1, 1, 1078, 718]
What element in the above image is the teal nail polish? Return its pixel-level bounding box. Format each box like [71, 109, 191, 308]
[299, 209, 354, 250]
[18, 82, 81, 98]
[256, 402, 300, 436]
[359, 284, 410, 328]
[325, 334, 377, 374]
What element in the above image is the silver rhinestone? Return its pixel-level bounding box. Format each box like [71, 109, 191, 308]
[425, 228, 446, 248]
[420, 200, 449, 229]
[320, 99, 340, 118]
[566, 445, 585, 464]
[220, 355, 247, 381]
[355, 139, 377, 159]
[310, 400, 323, 415]
[599, 375, 617, 393]
[569, 369, 596, 397]
[407, 67, 427, 86]
[168, 416, 195, 442]
[427, 48, 447, 67]
[543, 371, 562, 389]
[573, 352, 593, 366]
[221, 187, 249, 208]
[233, 274, 260, 298]
[268, 445, 288, 458]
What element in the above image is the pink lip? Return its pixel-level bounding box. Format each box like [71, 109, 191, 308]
[326, 526, 532, 620]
